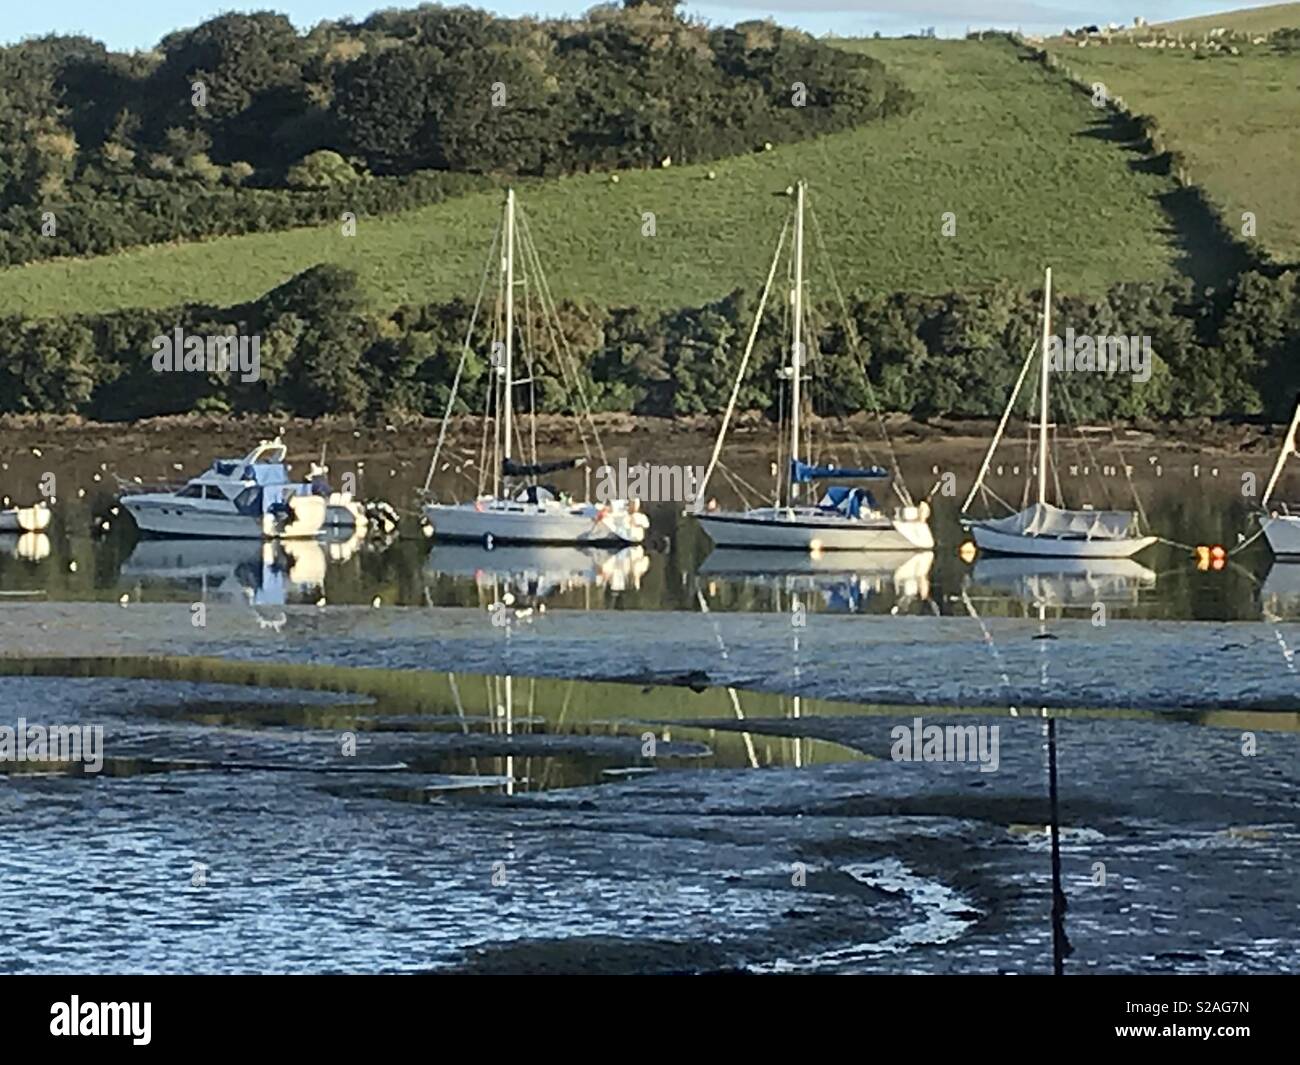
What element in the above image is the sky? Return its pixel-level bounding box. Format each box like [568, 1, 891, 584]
[0, 1, 1278, 50]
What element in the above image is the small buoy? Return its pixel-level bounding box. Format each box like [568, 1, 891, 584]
[610, 173, 619, 184]
[110, 506, 119, 516]
[316, 597, 326, 608]
[68, 561, 77, 573]
[92, 473, 101, 483]
[764, 142, 774, 151]
[100, 521, 111, 532]
[173, 463, 183, 471]
[77, 488, 85, 498]
[31, 447, 42, 457]
[371, 596, 381, 608]
[118, 594, 129, 606]
[707, 170, 716, 180]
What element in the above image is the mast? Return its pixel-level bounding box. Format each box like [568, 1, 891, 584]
[1037, 267, 1052, 507]
[503, 189, 515, 469]
[1262, 399, 1300, 507]
[790, 181, 805, 508]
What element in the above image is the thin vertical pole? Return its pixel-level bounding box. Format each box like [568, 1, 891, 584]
[1038, 267, 1053, 507]
[1047, 716, 1069, 975]
[790, 182, 804, 508]
[503, 189, 515, 466]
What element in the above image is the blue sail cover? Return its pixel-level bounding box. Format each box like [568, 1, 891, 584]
[791, 459, 888, 484]
[818, 485, 877, 518]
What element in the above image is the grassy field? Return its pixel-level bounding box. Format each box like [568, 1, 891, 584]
[1122, 1, 1300, 35]
[1044, 40, 1300, 261]
[0, 40, 1185, 318]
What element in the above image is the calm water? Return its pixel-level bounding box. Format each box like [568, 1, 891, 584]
[1, 433, 1297, 973]
[0, 477, 1286, 620]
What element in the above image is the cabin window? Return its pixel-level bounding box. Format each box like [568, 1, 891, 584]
[203, 486, 225, 500]
[176, 484, 204, 498]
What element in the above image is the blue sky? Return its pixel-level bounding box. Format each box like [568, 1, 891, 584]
[2, 1, 1275, 50]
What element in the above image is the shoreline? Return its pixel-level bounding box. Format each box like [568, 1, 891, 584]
[0, 411, 1287, 459]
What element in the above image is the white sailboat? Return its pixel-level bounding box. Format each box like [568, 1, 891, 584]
[1259, 398, 1300, 557]
[693, 181, 933, 553]
[120, 438, 327, 540]
[422, 189, 647, 547]
[962, 267, 1156, 559]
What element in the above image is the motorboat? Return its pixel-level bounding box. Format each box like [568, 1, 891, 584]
[120, 438, 326, 539]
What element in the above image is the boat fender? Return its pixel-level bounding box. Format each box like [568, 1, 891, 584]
[483, 533, 495, 551]
[919, 500, 931, 523]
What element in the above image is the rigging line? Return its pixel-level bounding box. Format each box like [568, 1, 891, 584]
[807, 200, 911, 507]
[1108, 426, 1148, 528]
[1051, 425, 1065, 508]
[696, 216, 791, 511]
[716, 460, 766, 505]
[962, 337, 1039, 514]
[516, 208, 607, 469]
[807, 302, 880, 473]
[775, 371, 787, 506]
[512, 212, 595, 466]
[512, 209, 594, 465]
[716, 462, 756, 510]
[424, 210, 503, 497]
[1053, 374, 1112, 508]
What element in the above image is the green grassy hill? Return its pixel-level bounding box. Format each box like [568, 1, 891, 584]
[0, 39, 1185, 318]
[1046, 32, 1300, 261]
[1128, 1, 1300, 34]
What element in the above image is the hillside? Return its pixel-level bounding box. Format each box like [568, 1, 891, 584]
[1128, 2, 1300, 35]
[0, 39, 1186, 318]
[1045, 29, 1300, 261]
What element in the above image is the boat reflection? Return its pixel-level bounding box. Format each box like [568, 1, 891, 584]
[697, 549, 934, 611]
[1261, 561, 1300, 617]
[966, 556, 1157, 608]
[424, 543, 650, 600]
[121, 538, 335, 605]
[0, 532, 51, 562]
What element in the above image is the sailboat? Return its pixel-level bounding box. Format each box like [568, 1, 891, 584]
[1259, 398, 1300, 557]
[422, 190, 648, 547]
[692, 181, 933, 553]
[961, 268, 1156, 559]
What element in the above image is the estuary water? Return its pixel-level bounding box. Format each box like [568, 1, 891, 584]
[0, 427, 1297, 973]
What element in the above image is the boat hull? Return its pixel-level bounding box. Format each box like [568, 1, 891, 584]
[424, 500, 646, 546]
[969, 524, 1156, 559]
[123, 495, 327, 540]
[0, 503, 52, 533]
[1262, 514, 1300, 557]
[695, 510, 933, 551]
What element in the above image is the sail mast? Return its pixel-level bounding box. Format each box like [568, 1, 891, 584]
[790, 181, 805, 508]
[503, 189, 515, 469]
[1037, 266, 1052, 507]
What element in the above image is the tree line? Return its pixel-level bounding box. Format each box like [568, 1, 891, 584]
[0, 3, 911, 265]
[2, 263, 1295, 424]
